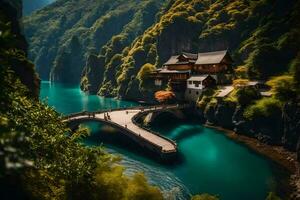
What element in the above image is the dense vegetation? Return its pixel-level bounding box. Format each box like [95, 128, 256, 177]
[24, 0, 165, 85]
[0, 1, 164, 199]
[24, 0, 300, 102]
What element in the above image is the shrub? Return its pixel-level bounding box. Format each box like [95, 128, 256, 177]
[233, 79, 250, 88]
[243, 98, 282, 120]
[266, 75, 296, 101]
[234, 66, 248, 79]
[265, 192, 282, 200]
[192, 194, 219, 200]
[154, 90, 176, 103]
[137, 63, 156, 81]
[236, 87, 261, 106]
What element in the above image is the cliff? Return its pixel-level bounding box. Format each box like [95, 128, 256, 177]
[24, 0, 299, 99]
[84, 0, 300, 100]
[0, 0, 40, 97]
[24, 0, 165, 84]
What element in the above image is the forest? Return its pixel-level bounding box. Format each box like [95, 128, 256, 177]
[1, 0, 299, 199]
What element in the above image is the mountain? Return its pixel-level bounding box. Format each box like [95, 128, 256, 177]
[22, 0, 54, 16]
[84, 0, 300, 100]
[24, 0, 166, 84]
[24, 0, 300, 100]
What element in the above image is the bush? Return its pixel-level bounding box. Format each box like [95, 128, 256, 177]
[137, 63, 156, 81]
[266, 75, 296, 101]
[233, 79, 250, 88]
[236, 87, 260, 106]
[154, 90, 176, 103]
[243, 98, 282, 120]
[191, 194, 219, 200]
[265, 192, 281, 200]
[234, 66, 248, 79]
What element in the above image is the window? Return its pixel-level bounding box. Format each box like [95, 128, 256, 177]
[189, 90, 191, 94]
[188, 81, 192, 85]
[196, 91, 199, 95]
[193, 81, 201, 87]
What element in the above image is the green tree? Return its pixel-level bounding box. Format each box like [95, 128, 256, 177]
[192, 194, 219, 200]
[265, 192, 282, 200]
[236, 87, 261, 106]
[266, 75, 296, 101]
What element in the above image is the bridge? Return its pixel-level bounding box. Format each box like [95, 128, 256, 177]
[63, 104, 189, 158]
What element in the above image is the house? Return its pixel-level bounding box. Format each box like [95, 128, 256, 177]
[151, 50, 233, 101]
[185, 75, 216, 102]
[193, 50, 233, 84]
[151, 52, 197, 91]
[164, 52, 198, 71]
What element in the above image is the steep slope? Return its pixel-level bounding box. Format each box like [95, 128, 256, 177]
[0, 0, 40, 97]
[82, 0, 300, 100]
[0, 1, 164, 199]
[24, 0, 165, 84]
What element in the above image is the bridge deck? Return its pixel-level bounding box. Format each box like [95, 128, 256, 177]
[64, 106, 182, 153]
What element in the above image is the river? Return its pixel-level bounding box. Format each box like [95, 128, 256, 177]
[40, 81, 286, 200]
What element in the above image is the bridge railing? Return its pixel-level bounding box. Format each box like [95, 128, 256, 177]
[63, 104, 190, 120]
[131, 112, 178, 152]
[62, 104, 191, 153]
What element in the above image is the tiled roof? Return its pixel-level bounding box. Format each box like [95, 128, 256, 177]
[195, 50, 228, 65]
[157, 68, 191, 74]
[187, 75, 212, 81]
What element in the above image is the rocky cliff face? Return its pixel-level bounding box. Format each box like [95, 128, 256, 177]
[197, 100, 300, 154]
[0, 0, 40, 97]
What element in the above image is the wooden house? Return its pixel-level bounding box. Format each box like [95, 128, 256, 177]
[151, 50, 233, 94]
[164, 52, 198, 71]
[193, 50, 232, 74]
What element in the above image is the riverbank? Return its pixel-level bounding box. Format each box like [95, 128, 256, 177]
[204, 124, 300, 199]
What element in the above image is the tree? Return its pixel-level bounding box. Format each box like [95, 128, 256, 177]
[191, 194, 219, 200]
[137, 63, 156, 89]
[236, 87, 261, 106]
[265, 192, 282, 200]
[266, 75, 296, 101]
[154, 90, 176, 104]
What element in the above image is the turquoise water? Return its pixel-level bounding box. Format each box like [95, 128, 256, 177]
[40, 81, 283, 200]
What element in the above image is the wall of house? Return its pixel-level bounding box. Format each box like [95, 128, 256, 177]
[167, 64, 192, 71]
[185, 88, 202, 102]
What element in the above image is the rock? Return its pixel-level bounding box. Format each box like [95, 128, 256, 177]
[204, 104, 217, 124]
[214, 101, 236, 129]
[282, 102, 300, 151]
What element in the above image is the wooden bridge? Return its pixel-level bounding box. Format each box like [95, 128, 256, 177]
[63, 104, 189, 157]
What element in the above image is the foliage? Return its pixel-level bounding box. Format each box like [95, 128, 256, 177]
[137, 63, 156, 81]
[233, 79, 250, 88]
[243, 98, 282, 120]
[265, 192, 282, 200]
[235, 87, 261, 106]
[1, 3, 164, 199]
[191, 194, 219, 200]
[137, 63, 156, 89]
[266, 75, 296, 101]
[25, 0, 300, 98]
[154, 90, 176, 103]
[290, 53, 300, 90]
[234, 66, 248, 79]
